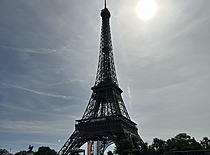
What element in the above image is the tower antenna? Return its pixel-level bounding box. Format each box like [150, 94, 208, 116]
[105, 0, 107, 8]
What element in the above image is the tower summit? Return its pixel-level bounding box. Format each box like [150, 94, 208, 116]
[58, 2, 144, 155]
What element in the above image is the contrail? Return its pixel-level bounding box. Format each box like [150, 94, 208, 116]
[127, 86, 132, 108]
[0, 45, 58, 54]
[1, 83, 73, 100]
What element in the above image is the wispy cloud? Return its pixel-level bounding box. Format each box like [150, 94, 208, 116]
[47, 78, 88, 87]
[1, 83, 73, 100]
[0, 120, 70, 134]
[127, 86, 132, 109]
[0, 45, 59, 54]
[22, 140, 61, 147]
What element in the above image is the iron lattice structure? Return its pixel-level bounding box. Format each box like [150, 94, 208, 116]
[59, 4, 144, 155]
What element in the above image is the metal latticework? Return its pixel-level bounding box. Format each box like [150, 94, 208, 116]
[58, 4, 144, 155]
[81, 6, 130, 121]
[81, 84, 130, 120]
[95, 7, 118, 87]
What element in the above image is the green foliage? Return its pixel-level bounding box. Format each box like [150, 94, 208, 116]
[114, 139, 149, 155]
[151, 138, 166, 154]
[115, 139, 133, 155]
[200, 137, 210, 150]
[0, 149, 9, 155]
[132, 148, 141, 155]
[144, 133, 208, 155]
[140, 142, 149, 153]
[34, 146, 57, 155]
[113, 134, 210, 155]
[107, 150, 114, 155]
[15, 151, 26, 155]
[166, 133, 202, 151]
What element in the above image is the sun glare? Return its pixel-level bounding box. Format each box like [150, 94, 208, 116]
[135, 0, 158, 21]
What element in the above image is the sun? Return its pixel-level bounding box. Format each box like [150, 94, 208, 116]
[135, 0, 158, 21]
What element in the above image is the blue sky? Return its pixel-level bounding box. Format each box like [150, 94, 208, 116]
[0, 0, 210, 153]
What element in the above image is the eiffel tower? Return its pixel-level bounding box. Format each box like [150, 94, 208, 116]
[58, 1, 144, 154]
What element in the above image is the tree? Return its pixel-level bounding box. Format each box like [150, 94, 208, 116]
[151, 138, 166, 154]
[187, 137, 202, 150]
[139, 142, 149, 153]
[0, 149, 9, 155]
[15, 151, 26, 155]
[107, 150, 114, 155]
[200, 137, 210, 150]
[132, 148, 141, 155]
[114, 139, 133, 155]
[166, 133, 201, 151]
[34, 146, 57, 155]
